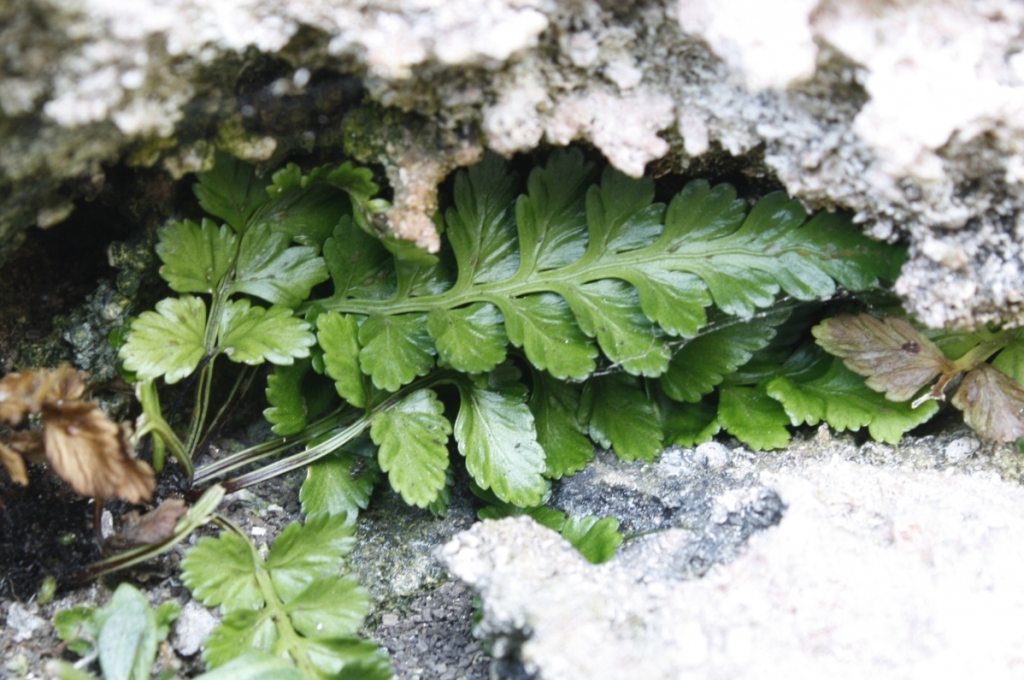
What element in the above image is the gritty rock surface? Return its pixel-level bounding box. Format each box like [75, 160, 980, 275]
[440, 433, 1024, 679]
[3, 0, 1024, 327]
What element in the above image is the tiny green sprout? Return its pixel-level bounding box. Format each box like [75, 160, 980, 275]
[38, 575, 58, 605]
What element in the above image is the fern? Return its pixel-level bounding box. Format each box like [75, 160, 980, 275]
[118, 147, 906, 528]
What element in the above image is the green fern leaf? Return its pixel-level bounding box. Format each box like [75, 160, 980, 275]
[181, 531, 263, 611]
[250, 163, 352, 251]
[323, 217, 395, 302]
[580, 373, 662, 462]
[120, 296, 207, 383]
[265, 513, 356, 603]
[218, 300, 315, 365]
[156, 218, 239, 294]
[662, 397, 720, 447]
[264, 359, 334, 436]
[454, 370, 546, 506]
[717, 384, 792, 450]
[317, 311, 367, 407]
[300, 435, 380, 519]
[193, 151, 271, 233]
[370, 388, 451, 508]
[528, 369, 594, 478]
[426, 302, 509, 373]
[357, 314, 436, 391]
[766, 357, 939, 444]
[229, 223, 329, 308]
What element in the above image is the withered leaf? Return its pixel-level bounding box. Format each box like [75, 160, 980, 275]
[0, 440, 28, 486]
[813, 314, 957, 402]
[106, 498, 188, 551]
[952, 364, 1024, 443]
[42, 401, 155, 503]
[0, 365, 85, 425]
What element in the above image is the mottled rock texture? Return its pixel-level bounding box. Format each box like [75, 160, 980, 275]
[2, 0, 1024, 327]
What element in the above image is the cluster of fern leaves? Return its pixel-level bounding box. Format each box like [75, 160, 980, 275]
[117, 147, 911, 518]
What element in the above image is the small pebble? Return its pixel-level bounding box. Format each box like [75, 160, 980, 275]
[944, 437, 978, 464]
[381, 613, 399, 626]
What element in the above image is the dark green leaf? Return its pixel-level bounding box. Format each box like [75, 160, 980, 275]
[660, 308, 790, 402]
[661, 397, 720, 447]
[251, 165, 351, 250]
[194, 152, 272, 233]
[230, 223, 329, 308]
[427, 302, 509, 373]
[156, 219, 239, 294]
[454, 372, 547, 506]
[264, 360, 312, 436]
[446, 152, 520, 285]
[120, 296, 207, 384]
[717, 384, 792, 450]
[323, 216, 395, 301]
[584, 167, 664, 257]
[265, 512, 356, 603]
[218, 300, 315, 365]
[528, 369, 593, 478]
[317, 311, 367, 407]
[370, 389, 452, 508]
[514, 147, 595, 274]
[358, 313, 436, 391]
[580, 373, 662, 462]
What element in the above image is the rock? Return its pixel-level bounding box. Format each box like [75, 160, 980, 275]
[3, 0, 1024, 328]
[439, 457, 1024, 679]
[5, 603, 46, 643]
[170, 600, 219, 657]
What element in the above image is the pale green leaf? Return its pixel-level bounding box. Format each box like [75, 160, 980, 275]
[202, 609, 276, 669]
[717, 385, 792, 450]
[265, 512, 356, 604]
[284, 575, 368, 639]
[358, 313, 436, 391]
[120, 296, 207, 384]
[992, 330, 1024, 384]
[97, 584, 158, 680]
[298, 638, 393, 680]
[556, 278, 669, 377]
[300, 435, 380, 518]
[498, 293, 597, 380]
[181, 531, 263, 611]
[218, 299, 315, 365]
[766, 358, 939, 444]
[561, 516, 622, 564]
[454, 373, 547, 506]
[580, 373, 662, 462]
[427, 302, 509, 373]
[528, 369, 593, 478]
[156, 219, 238, 294]
[371, 388, 452, 508]
[193, 651, 306, 680]
[317, 311, 367, 407]
[229, 223, 329, 308]
[194, 151, 272, 232]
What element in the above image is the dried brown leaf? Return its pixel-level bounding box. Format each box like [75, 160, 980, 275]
[813, 314, 957, 402]
[105, 498, 188, 550]
[0, 440, 28, 485]
[42, 401, 155, 503]
[0, 365, 86, 425]
[952, 364, 1024, 443]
